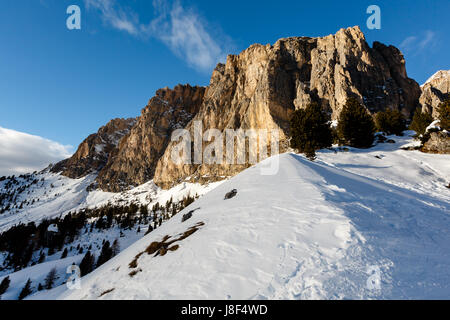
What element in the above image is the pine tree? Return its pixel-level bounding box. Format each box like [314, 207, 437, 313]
[44, 267, 58, 290]
[112, 239, 120, 256]
[375, 109, 407, 135]
[337, 98, 375, 148]
[61, 248, 68, 259]
[0, 276, 10, 296]
[437, 99, 450, 130]
[79, 251, 95, 276]
[23, 244, 34, 268]
[38, 250, 46, 263]
[410, 107, 433, 135]
[289, 102, 333, 160]
[18, 278, 32, 300]
[140, 205, 149, 217]
[145, 224, 154, 235]
[37, 283, 43, 291]
[96, 241, 113, 267]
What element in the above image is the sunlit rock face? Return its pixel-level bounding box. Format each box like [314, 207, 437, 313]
[154, 26, 421, 189]
[55, 26, 422, 191]
[420, 70, 450, 117]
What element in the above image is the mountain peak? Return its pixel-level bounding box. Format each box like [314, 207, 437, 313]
[423, 70, 450, 87]
[419, 70, 450, 117]
[54, 27, 422, 192]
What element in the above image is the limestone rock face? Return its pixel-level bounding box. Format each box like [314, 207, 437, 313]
[307, 29, 420, 118]
[420, 70, 450, 117]
[153, 26, 421, 188]
[422, 131, 450, 154]
[51, 118, 136, 178]
[55, 26, 423, 191]
[96, 84, 205, 192]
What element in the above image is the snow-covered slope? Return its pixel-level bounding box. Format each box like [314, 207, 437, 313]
[0, 171, 223, 300]
[0, 170, 222, 233]
[32, 134, 450, 300]
[0, 172, 110, 232]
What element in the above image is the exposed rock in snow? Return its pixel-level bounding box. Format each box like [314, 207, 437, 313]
[422, 131, 450, 154]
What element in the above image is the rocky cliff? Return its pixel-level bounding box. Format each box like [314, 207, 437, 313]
[95, 84, 205, 192]
[51, 118, 136, 178]
[54, 26, 423, 191]
[153, 26, 421, 188]
[420, 70, 450, 117]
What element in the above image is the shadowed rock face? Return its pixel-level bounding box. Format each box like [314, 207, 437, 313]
[95, 84, 205, 192]
[420, 70, 450, 117]
[51, 118, 136, 178]
[55, 26, 422, 191]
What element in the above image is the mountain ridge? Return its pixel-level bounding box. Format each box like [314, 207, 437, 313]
[52, 26, 426, 192]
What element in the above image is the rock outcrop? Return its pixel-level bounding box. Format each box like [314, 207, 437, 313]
[422, 131, 450, 154]
[420, 70, 450, 117]
[54, 26, 423, 191]
[51, 118, 136, 178]
[95, 84, 205, 192]
[153, 26, 421, 188]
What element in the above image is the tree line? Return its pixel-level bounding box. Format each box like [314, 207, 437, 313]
[289, 97, 450, 159]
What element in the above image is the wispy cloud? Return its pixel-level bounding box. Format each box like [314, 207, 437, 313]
[84, 0, 230, 72]
[150, 2, 227, 71]
[399, 30, 437, 54]
[0, 127, 73, 176]
[399, 36, 417, 50]
[85, 0, 139, 35]
[418, 30, 436, 50]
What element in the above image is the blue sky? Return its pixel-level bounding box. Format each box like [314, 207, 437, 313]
[0, 0, 449, 150]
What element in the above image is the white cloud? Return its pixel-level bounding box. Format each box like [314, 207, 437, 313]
[84, 0, 230, 72]
[84, 0, 139, 35]
[399, 30, 437, 54]
[0, 127, 73, 177]
[399, 36, 417, 50]
[418, 30, 435, 49]
[149, 1, 227, 71]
